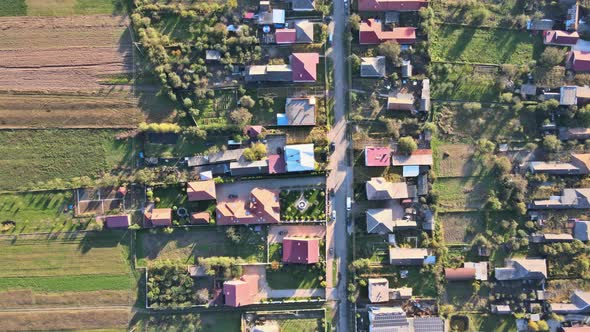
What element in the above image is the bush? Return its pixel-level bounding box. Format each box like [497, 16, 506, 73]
[138, 122, 181, 133]
[243, 142, 267, 161]
[397, 136, 417, 154]
[239, 95, 256, 108]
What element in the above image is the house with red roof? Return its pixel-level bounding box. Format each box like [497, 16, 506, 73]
[268, 154, 287, 174]
[358, 0, 427, 11]
[216, 188, 280, 225]
[275, 28, 297, 44]
[187, 180, 216, 201]
[360, 19, 416, 45]
[223, 274, 259, 307]
[544, 30, 579, 46]
[365, 146, 391, 167]
[104, 215, 130, 229]
[244, 125, 264, 139]
[569, 50, 590, 72]
[282, 237, 320, 264]
[144, 208, 172, 227]
[189, 211, 210, 225]
[275, 21, 313, 44]
[291, 53, 319, 82]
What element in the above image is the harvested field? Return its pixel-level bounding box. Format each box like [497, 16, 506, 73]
[0, 308, 131, 331]
[435, 143, 482, 178]
[0, 93, 143, 129]
[0, 289, 132, 308]
[0, 15, 132, 93]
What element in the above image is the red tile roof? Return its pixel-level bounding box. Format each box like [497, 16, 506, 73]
[275, 28, 297, 44]
[244, 125, 264, 138]
[360, 19, 416, 45]
[365, 146, 391, 167]
[544, 30, 579, 45]
[291, 53, 319, 82]
[358, 0, 427, 11]
[216, 188, 280, 225]
[283, 237, 320, 264]
[190, 211, 210, 224]
[187, 180, 216, 201]
[268, 154, 286, 174]
[445, 267, 476, 281]
[223, 274, 259, 307]
[564, 328, 590, 332]
[104, 215, 130, 229]
[571, 50, 590, 72]
[146, 208, 172, 227]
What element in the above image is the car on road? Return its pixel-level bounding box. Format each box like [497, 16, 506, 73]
[329, 188, 335, 197]
[278, 230, 288, 235]
[331, 210, 336, 221]
[330, 142, 335, 152]
[346, 196, 352, 211]
[228, 194, 238, 199]
[329, 248, 334, 255]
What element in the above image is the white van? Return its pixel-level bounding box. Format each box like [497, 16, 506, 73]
[346, 197, 351, 211]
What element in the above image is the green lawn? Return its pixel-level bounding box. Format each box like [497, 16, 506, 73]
[433, 176, 495, 212]
[22, 0, 122, 16]
[0, 231, 134, 292]
[144, 135, 225, 158]
[465, 314, 516, 332]
[431, 64, 500, 102]
[135, 312, 241, 332]
[151, 185, 216, 219]
[0, 0, 27, 15]
[0, 191, 83, 234]
[430, 25, 543, 65]
[279, 318, 323, 332]
[135, 227, 266, 266]
[386, 266, 437, 298]
[267, 264, 324, 289]
[0, 130, 132, 191]
[280, 189, 327, 221]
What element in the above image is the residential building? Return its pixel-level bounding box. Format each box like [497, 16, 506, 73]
[361, 56, 386, 78]
[189, 212, 210, 225]
[247, 64, 292, 82]
[359, 19, 416, 45]
[527, 19, 554, 31]
[544, 30, 579, 46]
[285, 144, 315, 172]
[358, 0, 428, 12]
[268, 154, 287, 174]
[520, 84, 537, 97]
[282, 237, 320, 264]
[528, 161, 582, 175]
[494, 258, 547, 281]
[402, 59, 412, 78]
[104, 215, 130, 229]
[540, 233, 574, 242]
[365, 146, 391, 167]
[244, 125, 264, 139]
[560, 127, 590, 140]
[368, 306, 409, 332]
[574, 220, 590, 241]
[366, 208, 417, 234]
[531, 188, 590, 209]
[366, 177, 416, 200]
[275, 21, 314, 44]
[291, 0, 315, 11]
[205, 50, 221, 61]
[569, 50, 590, 72]
[387, 93, 415, 111]
[291, 53, 319, 82]
[144, 208, 172, 227]
[392, 149, 433, 167]
[491, 304, 512, 314]
[229, 159, 269, 176]
[223, 274, 259, 307]
[563, 327, 590, 332]
[245, 53, 319, 82]
[577, 86, 590, 103]
[278, 97, 316, 126]
[368, 278, 412, 303]
[551, 291, 590, 314]
[258, 9, 285, 25]
[445, 262, 488, 281]
[187, 180, 216, 201]
[187, 148, 245, 167]
[216, 188, 280, 225]
[389, 247, 434, 265]
[561, 86, 578, 105]
[413, 317, 444, 332]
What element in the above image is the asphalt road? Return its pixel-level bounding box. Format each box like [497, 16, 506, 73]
[326, 0, 352, 330]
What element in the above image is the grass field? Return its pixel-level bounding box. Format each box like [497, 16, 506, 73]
[279, 318, 323, 332]
[466, 314, 516, 332]
[430, 25, 543, 65]
[444, 281, 489, 311]
[431, 64, 501, 102]
[0, 232, 133, 291]
[0, 0, 123, 16]
[434, 143, 483, 178]
[267, 264, 323, 289]
[440, 212, 486, 244]
[135, 227, 266, 266]
[433, 176, 494, 212]
[0, 129, 132, 191]
[135, 311, 241, 332]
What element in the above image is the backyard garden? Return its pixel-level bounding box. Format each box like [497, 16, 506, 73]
[280, 189, 326, 221]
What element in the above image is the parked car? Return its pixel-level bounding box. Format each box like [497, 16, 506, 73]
[278, 230, 288, 236]
[228, 194, 238, 199]
[331, 210, 336, 221]
[329, 248, 334, 255]
[329, 188, 335, 197]
[330, 142, 335, 152]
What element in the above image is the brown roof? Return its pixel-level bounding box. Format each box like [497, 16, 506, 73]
[104, 215, 130, 229]
[190, 211, 210, 224]
[187, 180, 216, 201]
[445, 267, 476, 281]
[149, 208, 172, 226]
[216, 188, 280, 225]
[392, 149, 433, 166]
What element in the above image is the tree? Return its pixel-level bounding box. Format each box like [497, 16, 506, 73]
[229, 107, 252, 126]
[539, 47, 565, 68]
[397, 136, 417, 155]
[239, 95, 256, 108]
[494, 156, 512, 174]
[475, 138, 495, 156]
[195, 288, 209, 304]
[349, 13, 361, 31]
[536, 320, 549, 332]
[377, 41, 401, 64]
[543, 135, 561, 152]
[242, 142, 267, 161]
[528, 320, 540, 332]
[350, 54, 361, 74]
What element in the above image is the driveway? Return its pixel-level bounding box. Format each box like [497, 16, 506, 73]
[268, 225, 326, 243]
[215, 176, 326, 203]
